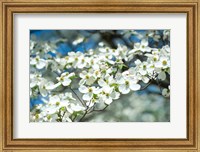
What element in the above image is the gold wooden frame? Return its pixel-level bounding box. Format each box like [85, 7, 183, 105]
[0, 0, 199, 151]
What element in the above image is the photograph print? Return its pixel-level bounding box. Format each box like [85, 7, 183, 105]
[30, 30, 170, 122]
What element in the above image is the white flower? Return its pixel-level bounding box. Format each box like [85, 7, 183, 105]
[99, 86, 120, 105]
[138, 62, 149, 76]
[61, 92, 76, 101]
[162, 86, 170, 97]
[30, 113, 44, 122]
[39, 80, 55, 97]
[30, 73, 42, 88]
[72, 37, 84, 45]
[76, 56, 88, 69]
[30, 56, 47, 69]
[155, 57, 170, 69]
[145, 53, 159, 63]
[43, 114, 58, 122]
[87, 57, 100, 70]
[116, 44, 128, 61]
[117, 76, 141, 94]
[99, 53, 114, 64]
[69, 103, 85, 112]
[91, 69, 101, 79]
[98, 74, 115, 87]
[56, 72, 75, 86]
[79, 85, 100, 101]
[151, 48, 160, 55]
[55, 58, 68, 68]
[98, 42, 105, 47]
[48, 95, 69, 108]
[62, 112, 72, 122]
[67, 52, 83, 68]
[135, 60, 149, 76]
[129, 39, 151, 54]
[79, 71, 96, 85]
[99, 47, 111, 53]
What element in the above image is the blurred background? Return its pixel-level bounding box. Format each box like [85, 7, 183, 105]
[30, 30, 170, 122]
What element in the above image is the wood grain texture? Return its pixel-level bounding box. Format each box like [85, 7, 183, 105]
[0, 0, 199, 151]
[0, 0, 3, 151]
[198, 1, 200, 152]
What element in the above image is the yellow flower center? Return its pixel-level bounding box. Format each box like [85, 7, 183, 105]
[88, 88, 93, 92]
[35, 114, 39, 119]
[86, 75, 90, 79]
[95, 71, 99, 75]
[162, 60, 167, 65]
[56, 102, 60, 106]
[60, 77, 64, 81]
[47, 115, 51, 120]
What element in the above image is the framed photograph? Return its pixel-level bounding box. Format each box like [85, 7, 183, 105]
[0, 0, 199, 151]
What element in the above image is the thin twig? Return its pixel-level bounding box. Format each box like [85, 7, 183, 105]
[70, 88, 85, 106]
[79, 101, 92, 122]
[88, 105, 109, 114]
[139, 79, 152, 91]
[72, 114, 77, 122]
[79, 110, 88, 122]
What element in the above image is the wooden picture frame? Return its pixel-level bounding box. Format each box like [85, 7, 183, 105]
[0, 0, 199, 151]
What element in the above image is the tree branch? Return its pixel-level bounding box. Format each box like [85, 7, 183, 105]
[70, 88, 85, 106]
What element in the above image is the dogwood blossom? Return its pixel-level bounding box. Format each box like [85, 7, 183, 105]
[79, 85, 101, 101]
[129, 39, 151, 54]
[99, 86, 120, 105]
[30, 56, 46, 69]
[56, 72, 75, 86]
[117, 74, 141, 94]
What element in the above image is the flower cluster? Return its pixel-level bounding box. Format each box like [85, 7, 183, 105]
[30, 30, 170, 122]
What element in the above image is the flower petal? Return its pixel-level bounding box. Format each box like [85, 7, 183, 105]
[98, 79, 107, 87]
[45, 81, 55, 90]
[36, 59, 46, 69]
[110, 90, 120, 100]
[30, 58, 37, 65]
[141, 39, 148, 46]
[82, 93, 93, 101]
[49, 95, 60, 104]
[79, 71, 87, 78]
[39, 88, 48, 97]
[129, 82, 141, 91]
[119, 84, 130, 94]
[86, 76, 95, 85]
[62, 77, 71, 86]
[105, 97, 113, 105]
[158, 71, 166, 81]
[79, 85, 88, 93]
[142, 77, 150, 83]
